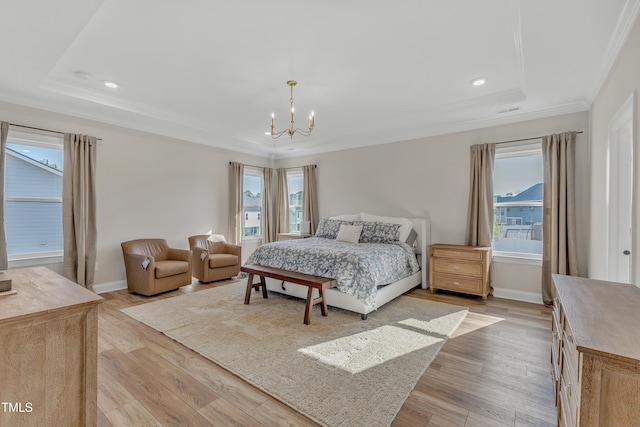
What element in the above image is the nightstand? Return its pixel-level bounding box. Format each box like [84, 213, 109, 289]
[429, 243, 491, 299]
[277, 233, 312, 241]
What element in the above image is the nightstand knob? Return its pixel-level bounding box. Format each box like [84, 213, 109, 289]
[452, 281, 460, 286]
[453, 251, 460, 256]
[452, 265, 460, 271]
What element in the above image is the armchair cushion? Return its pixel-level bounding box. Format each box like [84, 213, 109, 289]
[209, 253, 240, 269]
[155, 260, 190, 279]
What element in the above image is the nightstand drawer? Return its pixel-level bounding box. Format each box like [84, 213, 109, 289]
[432, 248, 483, 261]
[432, 273, 482, 293]
[433, 258, 483, 277]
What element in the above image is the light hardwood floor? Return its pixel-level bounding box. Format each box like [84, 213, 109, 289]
[97, 280, 556, 427]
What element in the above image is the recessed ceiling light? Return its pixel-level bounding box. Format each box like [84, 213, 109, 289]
[472, 78, 487, 86]
[264, 131, 271, 135]
[103, 80, 119, 89]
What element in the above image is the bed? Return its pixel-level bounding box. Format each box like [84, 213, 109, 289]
[240, 215, 430, 319]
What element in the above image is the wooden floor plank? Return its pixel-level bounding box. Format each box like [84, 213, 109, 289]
[97, 281, 556, 426]
[127, 346, 221, 411]
[99, 348, 214, 426]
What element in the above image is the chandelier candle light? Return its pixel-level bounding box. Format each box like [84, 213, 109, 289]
[270, 80, 314, 139]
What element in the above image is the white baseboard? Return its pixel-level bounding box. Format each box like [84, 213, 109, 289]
[93, 280, 127, 294]
[492, 287, 543, 305]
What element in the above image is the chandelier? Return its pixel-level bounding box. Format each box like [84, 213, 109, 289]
[270, 80, 315, 139]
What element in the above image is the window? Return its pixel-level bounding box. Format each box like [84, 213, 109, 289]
[493, 143, 543, 257]
[242, 167, 262, 238]
[4, 130, 64, 259]
[287, 169, 303, 232]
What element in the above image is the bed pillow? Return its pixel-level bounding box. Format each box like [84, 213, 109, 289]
[354, 221, 401, 244]
[315, 218, 352, 239]
[336, 224, 363, 243]
[360, 213, 413, 242]
[405, 228, 418, 247]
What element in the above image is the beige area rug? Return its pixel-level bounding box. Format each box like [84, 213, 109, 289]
[122, 281, 468, 427]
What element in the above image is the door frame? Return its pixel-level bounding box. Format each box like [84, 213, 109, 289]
[607, 92, 637, 284]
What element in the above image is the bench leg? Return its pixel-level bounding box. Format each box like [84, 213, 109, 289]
[244, 273, 255, 304]
[304, 286, 314, 325]
[319, 285, 329, 317]
[260, 276, 268, 299]
[304, 286, 329, 325]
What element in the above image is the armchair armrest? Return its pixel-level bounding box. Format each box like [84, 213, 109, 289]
[123, 253, 155, 293]
[166, 248, 192, 262]
[223, 243, 242, 258]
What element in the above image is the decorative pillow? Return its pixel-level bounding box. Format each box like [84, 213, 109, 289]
[315, 218, 352, 239]
[336, 224, 363, 243]
[354, 221, 401, 244]
[361, 213, 413, 242]
[405, 228, 418, 247]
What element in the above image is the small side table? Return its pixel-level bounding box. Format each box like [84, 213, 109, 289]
[429, 243, 492, 299]
[278, 233, 312, 241]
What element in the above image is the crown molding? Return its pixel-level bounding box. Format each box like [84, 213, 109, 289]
[587, 0, 640, 103]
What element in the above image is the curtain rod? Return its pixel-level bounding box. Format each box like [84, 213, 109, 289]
[8, 123, 102, 141]
[495, 131, 583, 145]
[229, 162, 316, 169]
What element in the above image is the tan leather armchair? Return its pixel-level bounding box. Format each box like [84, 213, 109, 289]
[121, 238, 193, 296]
[188, 234, 241, 283]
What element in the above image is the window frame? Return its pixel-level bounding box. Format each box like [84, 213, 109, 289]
[242, 166, 263, 240]
[4, 130, 64, 263]
[287, 168, 304, 233]
[492, 142, 544, 263]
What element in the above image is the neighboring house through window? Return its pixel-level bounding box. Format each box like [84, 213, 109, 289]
[493, 142, 543, 258]
[242, 167, 262, 238]
[4, 130, 64, 260]
[287, 168, 303, 232]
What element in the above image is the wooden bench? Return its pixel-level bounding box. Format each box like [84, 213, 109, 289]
[241, 264, 337, 325]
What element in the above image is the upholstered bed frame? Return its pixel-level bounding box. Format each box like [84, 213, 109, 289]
[264, 217, 430, 319]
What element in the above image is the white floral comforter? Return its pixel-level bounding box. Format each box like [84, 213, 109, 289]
[239, 237, 420, 308]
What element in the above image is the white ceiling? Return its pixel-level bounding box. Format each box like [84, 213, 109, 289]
[1, 0, 638, 159]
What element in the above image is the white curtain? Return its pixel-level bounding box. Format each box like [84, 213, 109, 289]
[63, 133, 98, 288]
[0, 122, 8, 270]
[465, 143, 495, 247]
[229, 162, 244, 245]
[542, 132, 579, 305]
[275, 168, 289, 234]
[302, 165, 319, 235]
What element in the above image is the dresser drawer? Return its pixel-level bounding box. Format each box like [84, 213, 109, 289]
[432, 248, 484, 261]
[560, 348, 580, 425]
[432, 273, 482, 293]
[433, 258, 483, 277]
[558, 374, 575, 427]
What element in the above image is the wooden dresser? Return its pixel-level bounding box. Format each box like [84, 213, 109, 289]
[551, 274, 640, 426]
[429, 244, 491, 299]
[0, 267, 103, 427]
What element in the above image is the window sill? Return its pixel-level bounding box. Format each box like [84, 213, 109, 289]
[8, 252, 64, 268]
[242, 236, 263, 243]
[492, 252, 542, 267]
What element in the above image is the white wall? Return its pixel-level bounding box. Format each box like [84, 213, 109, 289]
[589, 15, 640, 281]
[0, 103, 592, 301]
[276, 111, 590, 300]
[0, 100, 272, 287]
